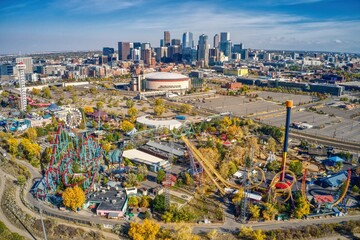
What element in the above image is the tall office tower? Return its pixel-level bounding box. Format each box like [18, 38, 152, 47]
[118, 42, 131, 60]
[16, 57, 33, 74]
[171, 39, 181, 46]
[209, 48, 220, 63]
[168, 45, 181, 62]
[102, 47, 115, 56]
[197, 34, 210, 66]
[242, 49, 249, 60]
[182, 32, 194, 49]
[154, 47, 168, 62]
[131, 49, 141, 61]
[133, 42, 142, 49]
[220, 32, 230, 42]
[233, 43, 243, 53]
[164, 31, 170, 46]
[160, 39, 164, 47]
[17, 62, 27, 111]
[213, 34, 219, 48]
[144, 48, 152, 65]
[141, 42, 151, 49]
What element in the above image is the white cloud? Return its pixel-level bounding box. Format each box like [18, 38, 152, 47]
[59, 0, 143, 14]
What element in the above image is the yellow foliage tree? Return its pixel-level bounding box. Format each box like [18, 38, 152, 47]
[154, 105, 166, 116]
[226, 125, 243, 140]
[128, 107, 138, 117]
[25, 128, 37, 142]
[20, 138, 41, 161]
[294, 195, 310, 219]
[179, 104, 192, 114]
[128, 219, 160, 240]
[198, 147, 220, 167]
[121, 120, 134, 132]
[249, 204, 261, 219]
[262, 202, 278, 221]
[232, 188, 244, 206]
[172, 223, 199, 240]
[83, 106, 94, 114]
[62, 186, 86, 211]
[267, 137, 277, 153]
[7, 137, 19, 155]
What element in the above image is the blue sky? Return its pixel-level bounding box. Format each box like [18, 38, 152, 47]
[0, 0, 359, 54]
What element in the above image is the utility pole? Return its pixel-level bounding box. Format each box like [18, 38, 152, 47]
[37, 197, 47, 240]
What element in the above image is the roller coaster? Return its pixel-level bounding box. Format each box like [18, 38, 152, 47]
[37, 125, 103, 197]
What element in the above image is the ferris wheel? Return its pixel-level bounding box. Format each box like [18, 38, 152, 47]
[65, 108, 82, 129]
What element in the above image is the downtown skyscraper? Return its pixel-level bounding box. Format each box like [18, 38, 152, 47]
[182, 32, 194, 49]
[164, 31, 170, 47]
[197, 34, 210, 67]
[219, 32, 232, 58]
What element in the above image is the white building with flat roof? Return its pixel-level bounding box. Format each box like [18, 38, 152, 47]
[122, 149, 170, 172]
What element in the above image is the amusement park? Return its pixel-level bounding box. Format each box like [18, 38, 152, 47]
[0, 62, 359, 240]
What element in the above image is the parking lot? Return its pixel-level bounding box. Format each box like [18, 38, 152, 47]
[194, 93, 360, 143]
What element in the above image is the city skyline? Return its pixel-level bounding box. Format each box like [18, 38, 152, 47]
[0, 0, 359, 54]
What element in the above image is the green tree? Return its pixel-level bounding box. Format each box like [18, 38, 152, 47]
[153, 194, 165, 213]
[156, 169, 165, 183]
[17, 175, 27, 186]
[139, 196, 151, 208]
[289, 160, 303, 176]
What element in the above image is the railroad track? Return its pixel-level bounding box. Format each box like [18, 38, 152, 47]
[289, 131, 360, 152]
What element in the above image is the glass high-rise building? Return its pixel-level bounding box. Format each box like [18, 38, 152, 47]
[197, 34, 210, 66]
[164, 31, 170, 47]
[213, 34, 219, 48]
[182, 32, 194, 49]
[118, 42, 131, 60]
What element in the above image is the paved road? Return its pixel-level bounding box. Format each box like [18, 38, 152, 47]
[0, 168, 34, 240]
[193, 214, 360, 234]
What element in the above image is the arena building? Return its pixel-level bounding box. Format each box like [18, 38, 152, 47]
[144, 72, 190, 93]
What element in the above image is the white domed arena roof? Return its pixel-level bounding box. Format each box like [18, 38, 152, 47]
[145, 72, 189, 80]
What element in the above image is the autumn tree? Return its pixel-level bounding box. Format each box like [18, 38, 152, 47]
[62, 186, 86, 211]
[154, 105, 166, 116]
[267, 137, 277, 153]
[154, 98, 163, 106]
[128, 219, 160, 240]
[7, 137, 19, 155]
[83, 106, 94, 114]
[128, 196, 139, 207]
[248, 137, 260, 157]
[262, 203, 278, 221]
[25, 128, 37, 142]
[31, 88, 41, 95]
[294, 194, 310, 219]
[226, 125, 243, 140]
[121, 120, 134, 132]
[17, 175, 27, 186]
[42, 87, 52, 99]
[249, 204, 261, 219]
[171, 223, 199, 240]
[128, 107, 138, 117]
[96, 101, 104, 110]
[139, 196, 151, 208]
[198, 147, 220, 167]
[232, 188, 244, 206]
[179, 104, 192, 114]
[126, 99, 135, 108]
[239, 227, 265, 240]
[20, 138, 41, 161]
